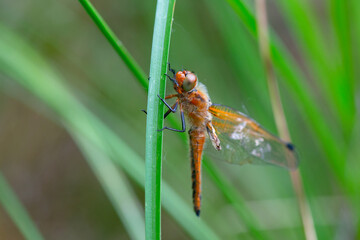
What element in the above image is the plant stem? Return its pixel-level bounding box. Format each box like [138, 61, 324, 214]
[225, 0, 346, 187]
[145, 0, 176, 239]
[329, 0, 356, 140]
[204, 159, 266, 240]
[255, 0, 317, 239]
[78, 0, 148, 90]
[78, 1, 266, 237]
[0, 22, 221, 240]
[73, 133, 145, 240]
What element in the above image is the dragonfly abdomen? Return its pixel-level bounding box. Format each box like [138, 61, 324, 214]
[189, 128, 206, 216]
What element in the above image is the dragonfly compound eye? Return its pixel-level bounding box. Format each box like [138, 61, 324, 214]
[183, 73, 197, 92]
[175, 71, 186, 85]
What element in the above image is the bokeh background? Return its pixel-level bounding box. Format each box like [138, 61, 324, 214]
[0, 0, 359, 239]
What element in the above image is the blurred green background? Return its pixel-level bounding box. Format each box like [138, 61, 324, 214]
[0, 0, 359, 239]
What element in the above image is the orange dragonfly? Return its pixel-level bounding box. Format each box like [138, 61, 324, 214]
[159, 64, 299, 216]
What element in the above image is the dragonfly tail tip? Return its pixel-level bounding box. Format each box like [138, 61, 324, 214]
[286, 142, 295, 151]
[195, 209, 200, 217]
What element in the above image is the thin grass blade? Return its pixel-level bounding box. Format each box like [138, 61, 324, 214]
[203, 159, 267, 240]
[274, 1, 333, 107]
[72, 132, 145, 240]
[0, 172, 44, 240]
[78, 2, 267, 237]
[78, 0, 148, 90]
[0, 23, 220, 240]
[223, 0, 346, 187]
[329, 0, 356, 139]
[255, 1, 317, 239]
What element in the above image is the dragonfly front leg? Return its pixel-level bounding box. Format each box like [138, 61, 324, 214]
[158, 103, 186, 132]
[165, 94, 178, 100]
[157, 94, 178, 112]
[143, 102, 178, 119]
[168, 62, 176, 75]
[163, 101, 178, 119]
[165, 73, 178, 87]
[142, 94, 178, 119]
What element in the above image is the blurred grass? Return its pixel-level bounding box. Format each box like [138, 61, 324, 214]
[72, 132, 145, 240]
[203, 160, 266, 239]
[0, 172, 44, 240]
[0, 0, 359, 239]
[77, 1, 267, 238]
[0, 22, 220, 240]
[78, 0, 148, 91]
[254, 0, 317, 239]
[223, 0, 347, 187]
[329, 0, 356, 130]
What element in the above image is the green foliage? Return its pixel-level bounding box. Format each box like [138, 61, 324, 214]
[0, 23, 219, 240]
[75, 1, 265, 239]
[0, 0, 359, 239]
[0, 173, 44, 240]
[79, 0, 148, 91]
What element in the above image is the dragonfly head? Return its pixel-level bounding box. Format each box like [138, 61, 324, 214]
[175, 70, 197, 93]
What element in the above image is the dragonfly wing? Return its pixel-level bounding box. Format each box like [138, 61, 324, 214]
[206, 104, 299, 170]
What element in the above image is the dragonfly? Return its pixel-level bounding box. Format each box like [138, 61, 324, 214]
[157, 64, 299, 217]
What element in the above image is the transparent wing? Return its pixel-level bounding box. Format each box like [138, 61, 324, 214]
[206, 104, 299, 170]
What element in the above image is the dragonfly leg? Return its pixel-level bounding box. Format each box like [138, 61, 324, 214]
[164, 73, 178, 87]
[141, 107, 175, 119]
[158, 94, 177, 112]
[164, 101, 178, 119]
[158, 108, 186, 132]
[168, 62, 176, 75]
[165, 94, 178, 100]
[141, 96, 178, 118]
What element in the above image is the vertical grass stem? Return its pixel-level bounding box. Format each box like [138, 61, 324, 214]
[255, 1, 317, 239]
[145, 0, 176, 239]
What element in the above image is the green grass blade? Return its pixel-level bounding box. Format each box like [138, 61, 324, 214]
[269, 40, 345, 181]
[72, 129, 220, 240]
[329, 0, 356, 138]
[205, 0, 271, 125]
[78, 0, 148, 90]
[203, 159, 266, 240]
[273, 1, 331, 94]
[352, 0, 360, 73]
[78, 2, 267, 237]
[223, 0, 347, 186]
[255, 1, 317, 239]
[0, 23, 220, 240]
[346, 113, 360, 237]
[161, 187, 219, 240]
[72, 132, 145, 240]
[275, 0, 354, 139]
[145, 0, 175, 238]
[0, 172, 44, 240]
[0, 25, 145, 240]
